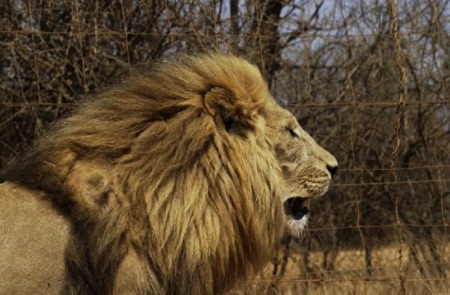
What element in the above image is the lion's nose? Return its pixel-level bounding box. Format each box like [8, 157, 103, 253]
[327, 165, 338, 177]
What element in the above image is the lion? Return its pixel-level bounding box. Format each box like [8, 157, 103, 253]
[0, 53, 337, 294]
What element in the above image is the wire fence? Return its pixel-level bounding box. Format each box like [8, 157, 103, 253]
[0, 0, 449, 294]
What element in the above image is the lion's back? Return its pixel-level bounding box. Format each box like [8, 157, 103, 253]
[0, 182, 70, 295]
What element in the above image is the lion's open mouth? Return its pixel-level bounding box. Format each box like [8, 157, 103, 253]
[284, 197, 310, 220]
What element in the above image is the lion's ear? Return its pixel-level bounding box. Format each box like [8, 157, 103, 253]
[204, 87, 238, 132]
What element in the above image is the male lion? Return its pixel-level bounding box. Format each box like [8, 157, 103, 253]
[0, 53, 337, 294]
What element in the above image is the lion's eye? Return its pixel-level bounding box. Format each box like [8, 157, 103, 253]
[288, 128, 299, 138]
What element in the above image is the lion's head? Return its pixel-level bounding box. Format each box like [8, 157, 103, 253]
[2, 53, 337, 294]
[265, 104, 338, 236]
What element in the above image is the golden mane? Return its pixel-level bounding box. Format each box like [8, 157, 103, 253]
[3, 53, 287, 293]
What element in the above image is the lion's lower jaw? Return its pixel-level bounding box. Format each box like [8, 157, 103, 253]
[286, 216, 309, 237]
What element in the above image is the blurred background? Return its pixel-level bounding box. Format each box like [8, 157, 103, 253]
[0, 1, 449, 294]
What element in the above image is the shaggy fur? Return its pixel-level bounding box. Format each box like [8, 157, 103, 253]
[1, 53, 337, 294]
[2, 54, 286, 294]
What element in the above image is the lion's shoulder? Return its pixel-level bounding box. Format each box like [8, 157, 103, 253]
[0, 182, 69, 294]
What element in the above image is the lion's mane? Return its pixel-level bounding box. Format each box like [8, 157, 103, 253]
[3, 54, 286, 294]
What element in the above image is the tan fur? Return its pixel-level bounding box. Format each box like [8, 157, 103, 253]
[0, 53, 336, 294]
[0, 182, 69, 294]
[264, 105, 338, 235]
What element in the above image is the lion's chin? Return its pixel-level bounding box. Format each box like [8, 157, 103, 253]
[284, 197, 310, 237]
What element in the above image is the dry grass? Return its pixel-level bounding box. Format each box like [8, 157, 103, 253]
[232, 244, 450, 294]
